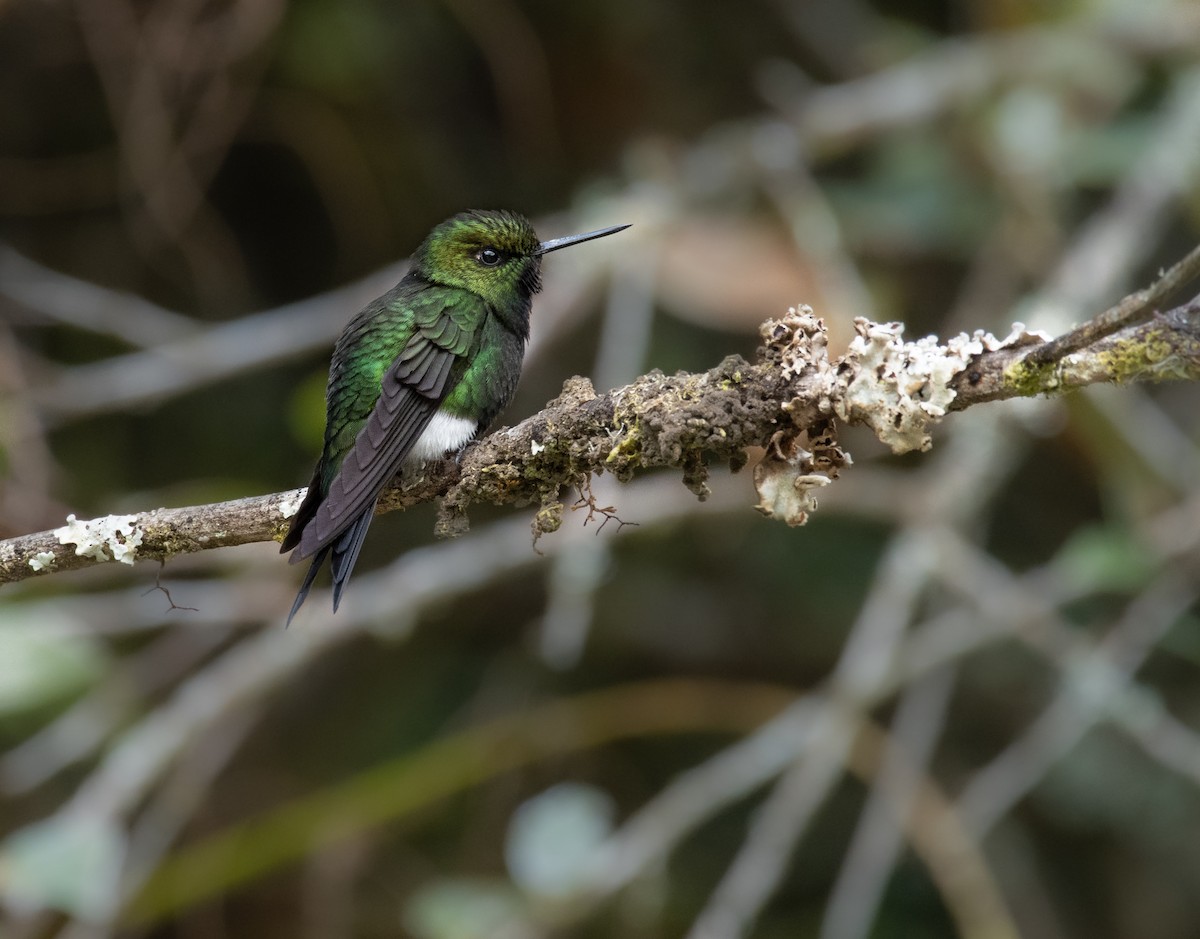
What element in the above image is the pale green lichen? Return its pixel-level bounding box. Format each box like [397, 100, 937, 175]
[278, 490, 306, 520]
[1005, 325, 1198, 396]
[1095, 328, 1196, 384]
[604, 416, 643, 474]
[754, 463, 831, 527]
[837, 318, 1051, 454]
[28, 551, 57, 572]
[54, 513, 143, 565]
[1002, 357, 1056, 397]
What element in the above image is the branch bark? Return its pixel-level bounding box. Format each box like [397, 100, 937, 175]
[3, 255, 1199, 588]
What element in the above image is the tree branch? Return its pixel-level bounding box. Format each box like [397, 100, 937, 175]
[3, 254, 1199, 588]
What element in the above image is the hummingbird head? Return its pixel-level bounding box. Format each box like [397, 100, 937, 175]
[414, 210, 543, 305]
[412, 210, 630, 316]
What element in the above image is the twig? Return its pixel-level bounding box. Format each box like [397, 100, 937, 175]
[956, 572, 1200, 836]
[1025, 66, 1200, 332]
[683, 516, 943, 939]
[4, 327, 809, 583]
[578, 695, 823, 898]
[819, 667, 958, 939]
[142, 567, 198, 613]
[0, 246, 196, 347]
[847, 717, 1022, 939]
[27, 263, 407, 423]
[5, 248, 1200, 586]
[947, 291, 1200, 409]
[685, 711, 857, 939]
[1023, 246, 1200, 368]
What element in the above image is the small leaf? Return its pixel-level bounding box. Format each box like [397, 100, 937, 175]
[0, 815, 125, 920]
[505, 782, 615, 900]
[0, 610, 103, 714]
[403, 878, 525, 939]
[1057, 525, 1157, 594]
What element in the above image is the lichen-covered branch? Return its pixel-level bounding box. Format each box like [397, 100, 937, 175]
[2, 263, 1199, 587]
[1023, 243, 1200, 369]
[948, 293, 1200, 407]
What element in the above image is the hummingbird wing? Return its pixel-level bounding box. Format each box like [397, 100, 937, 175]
[289, 290, 481, 563]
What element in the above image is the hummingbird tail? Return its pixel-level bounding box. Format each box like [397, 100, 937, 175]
[330, 505, 376, 613]
[283, 499, 377, 625]
[285, 545, 330, 628]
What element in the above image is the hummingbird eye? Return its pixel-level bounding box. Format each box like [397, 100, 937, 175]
[476, 247, 502, 267]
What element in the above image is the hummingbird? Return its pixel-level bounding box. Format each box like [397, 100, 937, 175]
[281, 209, 630, 625]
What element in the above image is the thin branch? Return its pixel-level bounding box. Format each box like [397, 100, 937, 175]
[684, 717, 854, 939]
[0, 246, 197, 347]
[957, 572, 1200, 837]
[1023, 244, 1200, 367]
[948, 291, 1200, 408]
[0, 336, 806, 584]
[847, 715, 1022, 939]
[3, 248, 1200, 586]
[27, 263, 407, 423]
[819, 667, 958, 939]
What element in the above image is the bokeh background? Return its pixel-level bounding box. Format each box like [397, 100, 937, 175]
[3, 1, 1200, 937]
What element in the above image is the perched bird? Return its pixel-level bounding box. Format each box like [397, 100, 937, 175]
[281, 209, 629, 624]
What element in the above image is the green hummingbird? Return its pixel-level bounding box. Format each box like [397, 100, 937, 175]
[281, 209, 630, 624]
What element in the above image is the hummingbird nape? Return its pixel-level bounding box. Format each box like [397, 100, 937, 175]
[280, 210, 630, 625]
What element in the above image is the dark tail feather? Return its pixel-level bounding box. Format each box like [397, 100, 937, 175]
[286, 545, 330, 628]
[330, 505, 376, 613]
[283, 498, 376, 625]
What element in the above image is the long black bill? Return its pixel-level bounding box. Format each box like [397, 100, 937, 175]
[535, 223, 631, 256]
